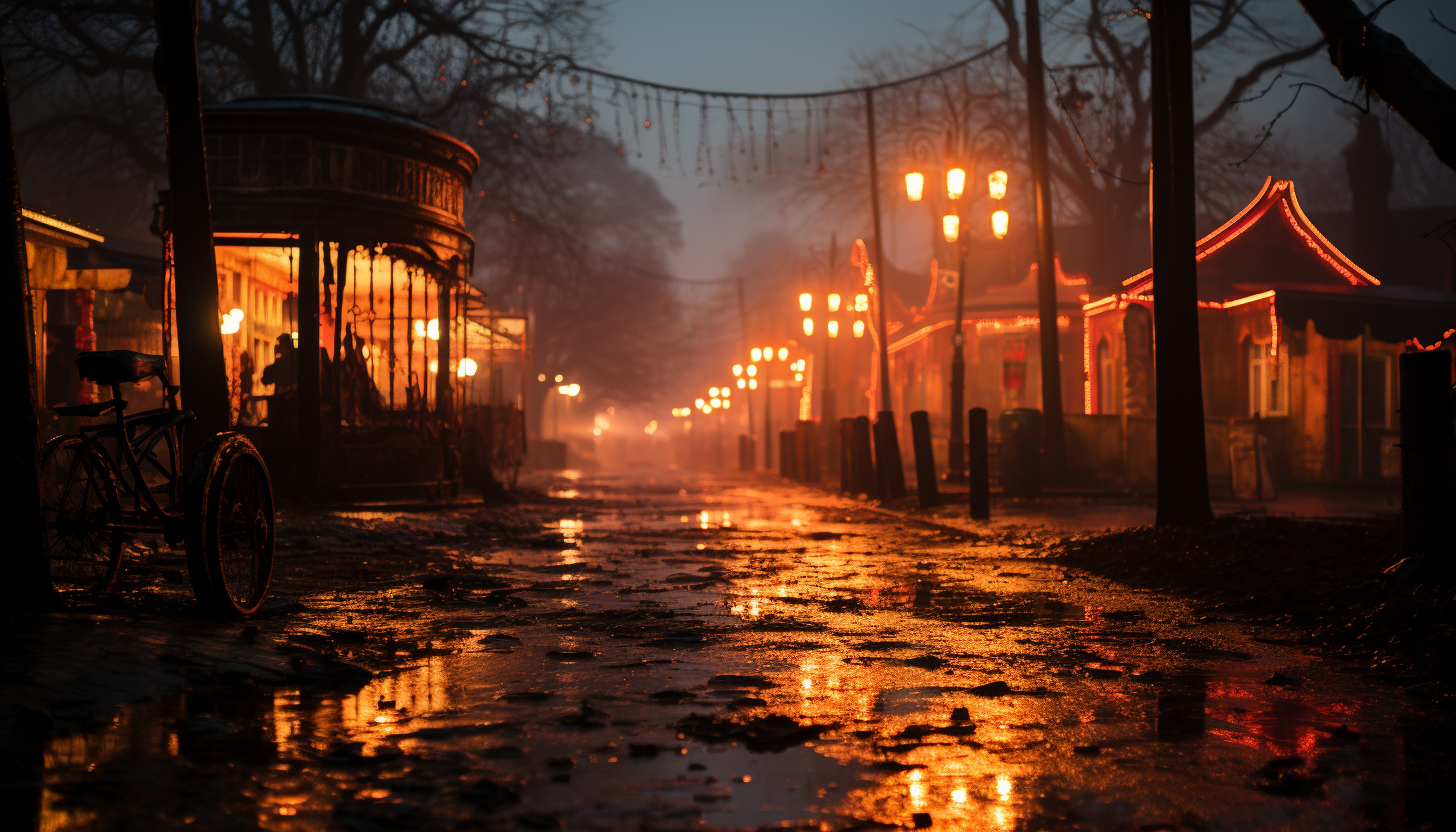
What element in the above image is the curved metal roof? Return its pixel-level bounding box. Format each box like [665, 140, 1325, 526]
[206, 94, 437, 131]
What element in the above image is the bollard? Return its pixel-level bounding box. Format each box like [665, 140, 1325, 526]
[1399, 350, 1453, 560]
[839, 418, 855, 493]
[852, 416, 876, 497]
[780, 430, 800, 481]
[968, 408, 990, 520]
[910, 410, 939, 508]
[873, 411, 908, 500]
[796, 420, 819, 484]
[738, 434, 754, 472]
[999, 408, 1042, 498]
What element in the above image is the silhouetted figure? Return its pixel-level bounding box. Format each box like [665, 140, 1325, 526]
[261, 333, 296, 428]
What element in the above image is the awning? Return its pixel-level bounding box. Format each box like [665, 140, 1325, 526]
[1273, 284, 1456, 344]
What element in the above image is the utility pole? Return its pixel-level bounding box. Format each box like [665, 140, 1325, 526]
[155, 0, 230, 459]
[948, 232, 967, 481]
[865, 89, 906, 499]
[1025, 0, 1067, 483]
[1150, 0, 1213, 524]
[822, 234, 837, 466]
[737, 277, 754, 469]
[0, 54, 51, 605]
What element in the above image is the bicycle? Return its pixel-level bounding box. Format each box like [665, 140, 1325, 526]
[39, 349, 275, 615]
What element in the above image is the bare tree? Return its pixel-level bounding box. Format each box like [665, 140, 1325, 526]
[1295, 0, 1456, 174]
[479, 139, 688, 416]
[1, 0, 604, 236]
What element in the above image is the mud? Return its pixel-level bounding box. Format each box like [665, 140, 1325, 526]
[3, 471, 1451, 830]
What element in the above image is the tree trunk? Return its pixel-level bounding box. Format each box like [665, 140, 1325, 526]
[1151, 0, 1213, 525]
[1025, 0, 1067, 483]
[155, 0, 230, 458]
[0, 53, 51, 607]
[1297, 0, 1456, 173]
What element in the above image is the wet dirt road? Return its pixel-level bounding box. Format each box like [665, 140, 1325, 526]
[5, 470, 1451, 831]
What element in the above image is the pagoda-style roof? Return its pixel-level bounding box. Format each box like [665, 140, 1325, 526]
[1123, 177, 1378, 300]
[1091, 177, 1456, 345]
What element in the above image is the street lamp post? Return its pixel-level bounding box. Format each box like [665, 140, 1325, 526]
[906, 142, 1010, 482]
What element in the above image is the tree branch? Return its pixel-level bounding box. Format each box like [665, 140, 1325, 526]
[1296, 0, 1456, 172]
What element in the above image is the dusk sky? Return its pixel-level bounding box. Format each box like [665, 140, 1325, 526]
[592, 1, 1455, 282]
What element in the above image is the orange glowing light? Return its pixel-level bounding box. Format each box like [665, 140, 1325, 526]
[946, 167, 966, 200]
[802, 317, 814, 336]
[777, 348, 788, 361]
[853, 320, 865, 338]
[827, 293, 841, 312]
[799, 292, 813, 312]
[942, 214, 960, 243]
[828, 320, 839, 338]
[1083, 321, 1092, 415]
[905, 172, 925, 201]
[732, 364, 743, 376]
[988, 169, 1008, 200]
[992, 210, 1009, 239]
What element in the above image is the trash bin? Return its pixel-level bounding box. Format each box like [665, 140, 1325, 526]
[998, 408, 1041, 498]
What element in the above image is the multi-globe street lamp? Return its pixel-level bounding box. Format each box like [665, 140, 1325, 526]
[905, 146, 1010, 480]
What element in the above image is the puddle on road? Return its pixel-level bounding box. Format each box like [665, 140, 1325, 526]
[13, 472, 1455, 830]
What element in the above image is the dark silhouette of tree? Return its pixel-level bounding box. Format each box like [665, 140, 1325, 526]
[1295, 0, 1456, 174]
[1, 0, 604, 235]
[480, 139, 687, 418]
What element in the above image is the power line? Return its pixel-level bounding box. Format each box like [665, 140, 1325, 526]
[560, 40, 1009, 102]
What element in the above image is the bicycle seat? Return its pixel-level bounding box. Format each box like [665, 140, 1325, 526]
[76, 350, 168, 386]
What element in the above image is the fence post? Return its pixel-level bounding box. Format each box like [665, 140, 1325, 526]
[873, 412, 908, 500]
[839, 418, 854, 493]
[910, 410, 940, 507]
[969, 407, 991, 520]
[852, 416, 876, 497]
[1399, 350, 1453, 560]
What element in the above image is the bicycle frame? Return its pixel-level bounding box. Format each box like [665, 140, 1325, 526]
[72, 381, 193, 524]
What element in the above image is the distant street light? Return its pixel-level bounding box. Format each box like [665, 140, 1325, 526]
[802, 317, 814, 336]
[988, 169, 1009, 200]
[828, 320, 839, 338]
[946, 167, 966, 200]
[799, 293, 812, 312]
[992, 209, 1010, 239]
[942, 214, 960, 243]
[904, 171, 925, 202]
[853, 320, 865, 338]
[827, 293, 841, 312]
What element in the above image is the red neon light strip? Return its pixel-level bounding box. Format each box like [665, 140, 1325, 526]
[1285, 186, 1379, 285]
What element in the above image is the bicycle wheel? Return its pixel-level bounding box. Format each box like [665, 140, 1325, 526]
[39, 436, 124, 593]
[185, 434, 274, 615]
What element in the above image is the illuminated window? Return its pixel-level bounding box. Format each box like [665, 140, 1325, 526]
[1244, 336, 1288, 417]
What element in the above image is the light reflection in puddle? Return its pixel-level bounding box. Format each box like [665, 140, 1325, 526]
[22, 478, 1456, 832]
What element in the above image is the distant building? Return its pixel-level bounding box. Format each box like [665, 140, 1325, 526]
[1082, 177, 1456, 491]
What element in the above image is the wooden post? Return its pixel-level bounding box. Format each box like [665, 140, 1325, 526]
[911, 410, 940, 508]
[969, 407, 991, 520]
[1399, 350, 1453, 560]
[865, 89, 906, 497]
[1150, 0, 1213, 525]
[0, 54, 50, 603]
[154, 0, 231, 456]
[436, 275, 453, 421]
[852, 415, 876, 497]
[1025, 0, 1067, 483]
[296, 229, 320, 489]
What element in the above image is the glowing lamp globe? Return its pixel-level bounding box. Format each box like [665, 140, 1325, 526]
[988, 170, 1008, 200]
[904, 171, 925, 201]
[992, 209, 1010, 239]
[942, 214, 960, 243]
[946, 167, 966, 200]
